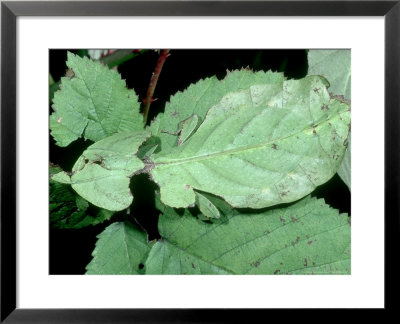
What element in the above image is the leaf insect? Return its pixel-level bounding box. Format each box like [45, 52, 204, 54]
[161, 114, 199, 145]
[194, 191, 220, 219]
[177, 114, 199, 146]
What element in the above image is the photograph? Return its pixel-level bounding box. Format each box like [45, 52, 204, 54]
[2, 0, 396, 319]
[49, 49, 351, 275]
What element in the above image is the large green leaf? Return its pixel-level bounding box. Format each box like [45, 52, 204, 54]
[307, 49, 351, 100]
[50, 165, 114, 229]
[146, 196, 350, 274]
[50, 52, 143, 147]
[86, 222, 152, 274]
[149, 69, 286, 154]
[150, 75, 350, 209]
[52, 130, 150, 211]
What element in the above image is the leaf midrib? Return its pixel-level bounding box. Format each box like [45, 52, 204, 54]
[161, 239, 235, 274]
[154, 110, 347, 167]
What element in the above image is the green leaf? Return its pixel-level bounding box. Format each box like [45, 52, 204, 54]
[71, 165, 133, 211]
[149, 69, 286, 154]
[75, 195, 89, 211]
[308, 49, 351, 190]
[86, 222, 152, 274]
[99, 49, 147, 68]
[50, 52, 143, 147]
[337, 136, 351, 190]
[307, 49, 351, 100]
[69, 130, 150, 211]
[51, 170, 71, 184]
[178, 114, 199, 146]
[50, 165, 114, 229]
[145, 196, 350, 274]
[150, 75, 350, 209]
[72, 130, 151, 175]
[195, 191, 220, 219]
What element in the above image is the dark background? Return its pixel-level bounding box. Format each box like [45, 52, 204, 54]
[49, 49, 351, 274]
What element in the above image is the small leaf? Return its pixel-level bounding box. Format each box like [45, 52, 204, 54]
[195, 191, 220, 219]
[75, 195, 89, 211]
[337, 136, 351, 190]
[137, 142, 159, 159]
[145, 196, 350, 274]
[86, 222, 152, 274]
[50, 52, 143, 147]
[51, 171, 71, 184]
[69, 130, 150, 211]
[150, 75, 350, 209]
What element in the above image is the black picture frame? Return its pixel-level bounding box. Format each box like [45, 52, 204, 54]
[1, 0, 398, 322]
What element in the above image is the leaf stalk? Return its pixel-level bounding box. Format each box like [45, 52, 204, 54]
[143, 49, 170, 125]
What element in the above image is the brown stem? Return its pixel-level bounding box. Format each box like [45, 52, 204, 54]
[142, 49, 170, 125]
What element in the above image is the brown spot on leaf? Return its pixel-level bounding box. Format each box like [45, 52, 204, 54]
[280, 190, 289, 197]
[290, 215, 299, 222]
[291, 236, 300, 247]
[313, 88, 320, 93]
[65, 68, 74, 79]
[279, 216, 286, 224]
[191, 263, 195, 269]
[304, 258, 308, 267]
[254, 261, 260, 268]
[307, 241, 313, 245]
[185, 184, 190, 190]
[272, 143, 278, 150]
[274, 269, 280, 275]
[321, 104, 329, 111]
[330, 93, 351, 105]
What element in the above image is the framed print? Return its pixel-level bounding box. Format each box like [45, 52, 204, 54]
[1, 0, 398, 322]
